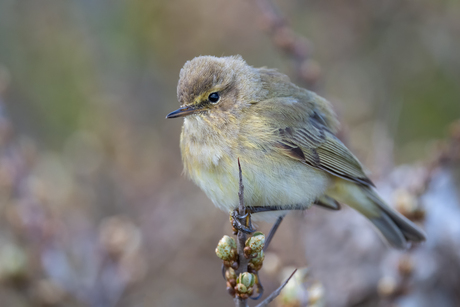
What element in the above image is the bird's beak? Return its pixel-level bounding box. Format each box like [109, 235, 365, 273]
[165, 105, 199, 119]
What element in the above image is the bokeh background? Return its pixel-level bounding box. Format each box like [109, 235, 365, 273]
[0, 0, 459, 306]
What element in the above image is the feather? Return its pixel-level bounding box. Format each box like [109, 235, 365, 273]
[275, 113, 374, 187]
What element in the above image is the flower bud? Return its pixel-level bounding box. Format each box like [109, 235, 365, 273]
[249, 250, 265, 271]
[227, 286, 235, 296]
[238, 272, 255, 288]
[240, 293, 249, 299]
[252, 231, 264, 237]
[245, 232, 265, 253]
[377, 276, 397, 297]
[235, 283, 248, 294]
[308, 281, 325, 305]
[398, 255, 414, 277]
[215, 235, 236, 261]
[225, 267, 237, 281]
[251, 250, 265, 265]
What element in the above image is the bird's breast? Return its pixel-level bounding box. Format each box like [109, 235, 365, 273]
[180, 116, 330, 220]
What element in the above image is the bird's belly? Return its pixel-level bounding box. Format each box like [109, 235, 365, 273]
[187, 150, 330, 221]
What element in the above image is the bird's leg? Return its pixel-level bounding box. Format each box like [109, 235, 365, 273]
[263, 214, 285, 252]
[231, 206, 302, 234]
[231, 208, 256, 234]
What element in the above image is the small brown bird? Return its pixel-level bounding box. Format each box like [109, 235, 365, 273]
[166, 55, 426, 248]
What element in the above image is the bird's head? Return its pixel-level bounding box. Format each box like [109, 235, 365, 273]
[166, 55, 262, 119]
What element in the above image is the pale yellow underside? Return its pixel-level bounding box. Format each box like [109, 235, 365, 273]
[181, 116, 330, 221]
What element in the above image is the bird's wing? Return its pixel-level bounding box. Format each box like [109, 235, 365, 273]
[275, 115, 374, 187]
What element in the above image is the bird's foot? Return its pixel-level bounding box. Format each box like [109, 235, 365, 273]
[231, 208, 256, 234]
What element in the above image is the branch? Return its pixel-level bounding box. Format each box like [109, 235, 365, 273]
[234, 159, 249, 307]
[255, 269, 297, 307]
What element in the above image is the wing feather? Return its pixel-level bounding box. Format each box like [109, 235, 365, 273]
[277, 119, 374, 187]
[245, 93, 373, 187]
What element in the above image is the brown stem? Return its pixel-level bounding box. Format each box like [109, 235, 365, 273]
[234, 159, 249, 307]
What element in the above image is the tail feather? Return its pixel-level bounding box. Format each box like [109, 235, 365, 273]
[369, 213, 407, 248]
[326, 180, 426, 249]
[365, 187, 426, 245]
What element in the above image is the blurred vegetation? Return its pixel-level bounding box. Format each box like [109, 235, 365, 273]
[0, 0, 458, 306]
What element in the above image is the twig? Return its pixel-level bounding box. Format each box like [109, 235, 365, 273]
[263, 214, 285, 252]
[255, 269, 297, 307]
[234, 159, 249, 307]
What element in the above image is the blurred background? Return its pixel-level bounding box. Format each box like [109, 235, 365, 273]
[0, 0, 459, 306]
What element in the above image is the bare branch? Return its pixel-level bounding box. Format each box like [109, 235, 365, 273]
[238, 158, 245, 216]
[234, 158, 249, 307]
[255, 269, 298, 307]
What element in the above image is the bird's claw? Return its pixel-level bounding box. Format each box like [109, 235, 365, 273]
[231, 209, 256, 234]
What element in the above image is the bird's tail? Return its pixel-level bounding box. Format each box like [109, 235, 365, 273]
[327, 180, 426, 249]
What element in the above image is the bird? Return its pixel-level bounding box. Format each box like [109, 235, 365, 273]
[166, 55, 426, 249]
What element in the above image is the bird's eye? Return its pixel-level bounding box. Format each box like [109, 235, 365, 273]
[208, 92, 220, 104]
